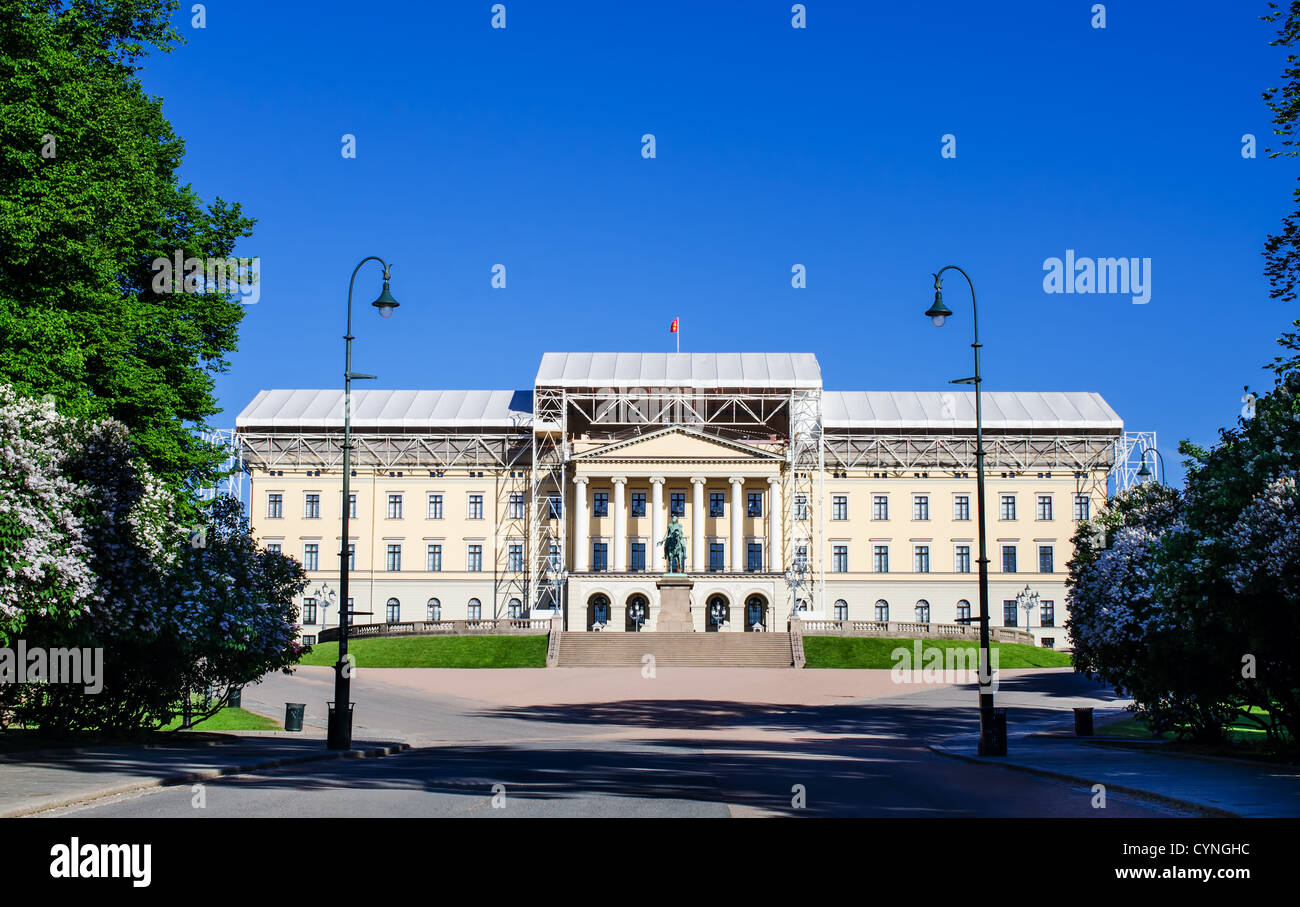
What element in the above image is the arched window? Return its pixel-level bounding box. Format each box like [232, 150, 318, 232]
[427, 598, 441, 621]
[588, 594, 610, 629]
[508, 597, 523, 619]
[467, 597, 482, 620]
[874, 600, 889, 622]
[744, 594, 767, 631]
[626, 594, 649, 632]
[386, 597, 400, 622]
[915, 600, 930, 623]
[834, 599, 848, 620]
[707, 594, 730, 632]
[956, 599, 971, 623]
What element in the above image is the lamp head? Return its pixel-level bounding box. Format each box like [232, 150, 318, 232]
[372, 281, 399, 318]
[925, 277, 953, 327]
[1137, 454, 1152, 479]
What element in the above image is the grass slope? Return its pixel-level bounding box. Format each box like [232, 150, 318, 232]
[161, 707, 281, 732]
[300, 635, 549, 669]
[802, 636, 1074, 669]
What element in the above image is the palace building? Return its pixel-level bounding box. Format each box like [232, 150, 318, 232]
[235, 352, 1124, 648]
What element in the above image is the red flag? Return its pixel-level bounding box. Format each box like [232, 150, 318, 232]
[670, 317, 679, 333]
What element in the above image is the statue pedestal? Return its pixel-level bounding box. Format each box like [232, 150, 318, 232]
[655, 576, 694, 632]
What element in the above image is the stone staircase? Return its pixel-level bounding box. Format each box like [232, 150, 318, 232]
[553, 632, 794, 668]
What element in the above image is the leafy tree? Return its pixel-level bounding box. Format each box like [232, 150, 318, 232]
[0, 0, 255, 493]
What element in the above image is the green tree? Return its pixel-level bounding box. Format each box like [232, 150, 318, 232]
[0, 0, 255, 492]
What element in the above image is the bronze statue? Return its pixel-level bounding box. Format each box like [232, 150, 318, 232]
[661, 516, 686, 573]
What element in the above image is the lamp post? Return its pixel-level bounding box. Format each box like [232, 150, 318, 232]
[329, 257, 400, 750]
[1016, 583, 1039, 642]
[313, 582, 336, 632]
[1136, 446, 1166, 486]
[924, 266, 1005, 755]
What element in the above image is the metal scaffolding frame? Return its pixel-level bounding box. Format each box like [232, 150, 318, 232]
[1109, 430, 1158, 495]
[822, 433, 1117, 473]
[786, 388, 824, 620]
[199, 428, 248, 505]
[492, 429, 533, 620]
[531, 386, 567, 622]
[235, 431, 526, 470]
[562, 389, 791, 431]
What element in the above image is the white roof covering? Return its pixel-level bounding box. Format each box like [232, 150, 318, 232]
[822, 391, 1122, 432]
[536, 352, 822, 389]
[236, 389, 532, 430]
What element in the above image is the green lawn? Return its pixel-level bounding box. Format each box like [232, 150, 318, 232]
[802, 636, 1074, 669]
[161, 706, 280, 732]
[1099, 707, 1286, 744]
[300, 635, 549, 668]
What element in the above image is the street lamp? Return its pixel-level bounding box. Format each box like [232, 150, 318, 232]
[312, 582, 336, 631]
[330, 256, 401, 751]
[1016, 583, 1039, 641]
[924, 266, 1005, 755]
[1136, 446, 1166, 485]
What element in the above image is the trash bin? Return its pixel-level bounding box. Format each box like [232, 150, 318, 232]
[228, 687, 241, 709]
[1074, 707, 1094, 737]
[284, 702, 306, 732]
[327, 701, 355, 749]
[979, 707, 1008, 756]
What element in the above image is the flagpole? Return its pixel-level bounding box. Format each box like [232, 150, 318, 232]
[676, 318, 680, 354]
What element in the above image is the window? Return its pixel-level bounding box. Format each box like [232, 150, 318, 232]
[834, 600, 848, 620]
[304, 493, 321, 519]
[1003, 601, 1018, 626]
[832, 495, 848, 521]
[630, 542, 646, 572]
[509, 598, 523, 619]
[873, 495, 888, 520]
[385, 544, 401, 572]
[467, 544, 483, 572]
[547, 495, 562, 519]
[747, 542, 763, 572]
[915, 600, 930, 623]
[670, 492, 686, 517]
[386, 598, 400, 622]
[1041, 637, 1056, 649]
[874, 600, 889, 621]
[267, 493, 283, 518]
[427, 544, 442, 572]
[954, 495, 970, 521]
[873, 545, 889, 573]
[794, 494, 809, 520]
[913, 495, 929, 521]
[709, 542, 725, 572]
[1002, 545, 1017, 573]
[427, 598, 441, 621]
[468, 494, 484, 520]
[1000, 495, 1016, 521]
[957, 599, 971, 623]
[1037, 494, 1053, 521]
[1073, 494, 1090, 521]
[548, 543, 561, 571]
[508, 493, 525, 520]
[832, 545, 848, 573]
[302, 635, 316, 646]
[914, 545, 930, 573]
[467, 598, 482, 620]
[955, 545, 971, 573]
[710, 492, 725, 517]
[428, 494, 443, 520]
[793, 545, 809, 572]
[631, 492, 646, 517]
[303, 543, 319, 571]
[1039, 545, 1054, 574]
[593, 491, 609, 517]
[386, 494, 402, 519]
[1041, 600, 1055, 627]
[345, 493, 357, 518]
[302, 598, 317, 625]
[347, 543, 355, 571]
[508, 543, 523, 572]
[747, 492, 763, 517]
[591, 541, 608, 572]
[266, 542, 282, 555]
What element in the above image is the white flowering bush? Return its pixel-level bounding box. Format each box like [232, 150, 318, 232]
[0, 386, 307, 734]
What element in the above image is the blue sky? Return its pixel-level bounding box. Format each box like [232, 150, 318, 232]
[139, 1, 1296, 481]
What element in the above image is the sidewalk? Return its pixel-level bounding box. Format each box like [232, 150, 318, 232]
[930, 710, 1300, 817]
[0, 731, 408, 817]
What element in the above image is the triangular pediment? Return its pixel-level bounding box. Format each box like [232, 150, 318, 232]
[572, 426, 783, 462]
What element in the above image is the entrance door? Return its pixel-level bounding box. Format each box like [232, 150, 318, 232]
[745, 595, 766, 631]
[706, 595, 729, 632]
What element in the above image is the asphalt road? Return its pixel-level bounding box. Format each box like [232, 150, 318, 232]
[38, 667, 1189, 818]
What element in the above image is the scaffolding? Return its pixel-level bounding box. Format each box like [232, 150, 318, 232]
[1109, 430, 1158, 496]
[530, 386, 567, 622]
[198, 428, 247, 506]
[492, 426, 533, 620]
[786, 388, 824, 619]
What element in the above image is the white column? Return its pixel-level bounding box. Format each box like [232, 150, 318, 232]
[691, 477, 707, 572]
[767, 476, 782, 572]
[730, 477, 745, 572]
[611, 477, 627, 572]
[650, 476, 666, 572]
[573, 476, 589, 572]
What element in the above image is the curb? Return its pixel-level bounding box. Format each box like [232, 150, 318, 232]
[1, 741, 410, 818]
[926, 743, 1240, 817]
